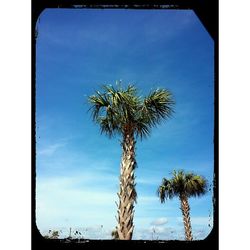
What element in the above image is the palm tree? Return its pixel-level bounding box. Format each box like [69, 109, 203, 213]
[157, 170, 207, 241]
[88, 83, 174, 240]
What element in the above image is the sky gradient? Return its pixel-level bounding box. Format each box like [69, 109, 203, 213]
[36, 8, 214, 240]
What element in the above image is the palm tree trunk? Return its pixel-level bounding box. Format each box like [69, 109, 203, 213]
[179, 194, 193, 241]
[117, 129, 137, 240]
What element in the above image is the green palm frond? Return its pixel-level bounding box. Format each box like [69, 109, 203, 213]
[157, 185, 166, 203]
[98, 117, 117, 138]
[157, 170, 208, 201]
[185, 173, 207, 197]
[157, 178, 174, 203]
[142, 88, 175, 126]
[134, 119, 151, 139]
[88, 83, 175, 139]
[172, 170, 207, 197]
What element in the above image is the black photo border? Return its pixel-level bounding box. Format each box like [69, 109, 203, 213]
[32, 1, 218, 249]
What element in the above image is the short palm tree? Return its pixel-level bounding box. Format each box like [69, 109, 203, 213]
[157, 170, 207, 241]
[88, 83, 174, 240]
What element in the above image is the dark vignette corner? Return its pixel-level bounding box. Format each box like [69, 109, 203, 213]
[31, 0, 218, 249]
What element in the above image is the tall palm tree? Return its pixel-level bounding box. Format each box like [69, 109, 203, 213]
[88, 83, 174, 240]
[157, 170, 207, 241]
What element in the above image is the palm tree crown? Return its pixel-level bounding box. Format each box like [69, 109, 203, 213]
[88, 83, 174, 139]
[158, 170, 207, 202]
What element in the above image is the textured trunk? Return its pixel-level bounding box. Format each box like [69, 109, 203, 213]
[180, 194, 193, 241]
[116, 129, 136, 240]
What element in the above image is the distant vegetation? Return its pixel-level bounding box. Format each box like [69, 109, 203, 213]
[44, 230, 60, 239]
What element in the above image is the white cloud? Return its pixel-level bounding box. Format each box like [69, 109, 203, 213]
[36, 173, 119, 232]
[151, 217, 168, 226]
[37, 143, 66, 156]
[136, 177, 161, 186]
[137, 195, 158, 204]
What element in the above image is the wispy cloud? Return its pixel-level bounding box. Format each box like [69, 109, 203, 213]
[137, 176, 161, 186]
[36, 174, 118, 231]
[137, 195, 159, 205]
[151, 217, 168, 226]
[37, 143, 66, 156]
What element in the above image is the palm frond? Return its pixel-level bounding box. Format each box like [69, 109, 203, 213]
[170, 170, 208, 198]
[157, 178, 174, 203]
[88, 92, 110, 121]
[88, 83, 174, 139]
[185, 174, 207, 197]
[143, 88, 175, 125]
[98, 117, 114, 138]
[134, 119, 151, 139]
[157, 185, 166, 203]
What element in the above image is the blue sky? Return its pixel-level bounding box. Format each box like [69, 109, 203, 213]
[36, 9, 214, 240]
